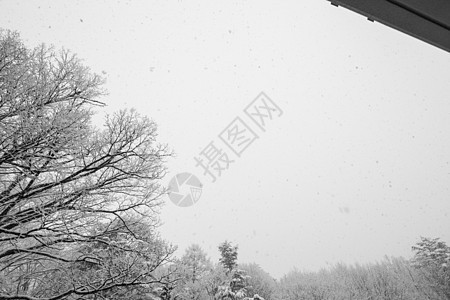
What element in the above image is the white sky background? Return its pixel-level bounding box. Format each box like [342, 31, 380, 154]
[1, 0, 450, 279]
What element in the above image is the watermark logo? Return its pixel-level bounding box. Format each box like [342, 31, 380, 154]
[194, 141, 235, 183]
[168, 92, 283, 207]
[219, 117, 258, 157]
[168, 173, 203, 207]
[194, 92, 282, 183]
[244, 92, 283, 132]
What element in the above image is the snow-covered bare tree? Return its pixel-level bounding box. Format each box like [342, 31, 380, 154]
[181, 244, 212, 284]
[239, 263, 275, 300]
[0, 30, 174, 300]
[174, 244, 213, 300]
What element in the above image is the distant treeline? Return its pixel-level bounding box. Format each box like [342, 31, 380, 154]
[159, 237, 450, 300]
[278, 254, 448, 300]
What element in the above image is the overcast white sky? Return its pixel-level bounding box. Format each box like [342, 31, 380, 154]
[1, 0, 450, 279]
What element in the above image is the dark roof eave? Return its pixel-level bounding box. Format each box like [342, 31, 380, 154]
[328, 0, 450, 53]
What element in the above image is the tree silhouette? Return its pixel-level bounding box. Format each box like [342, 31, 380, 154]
[218, 241, 238, 275]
